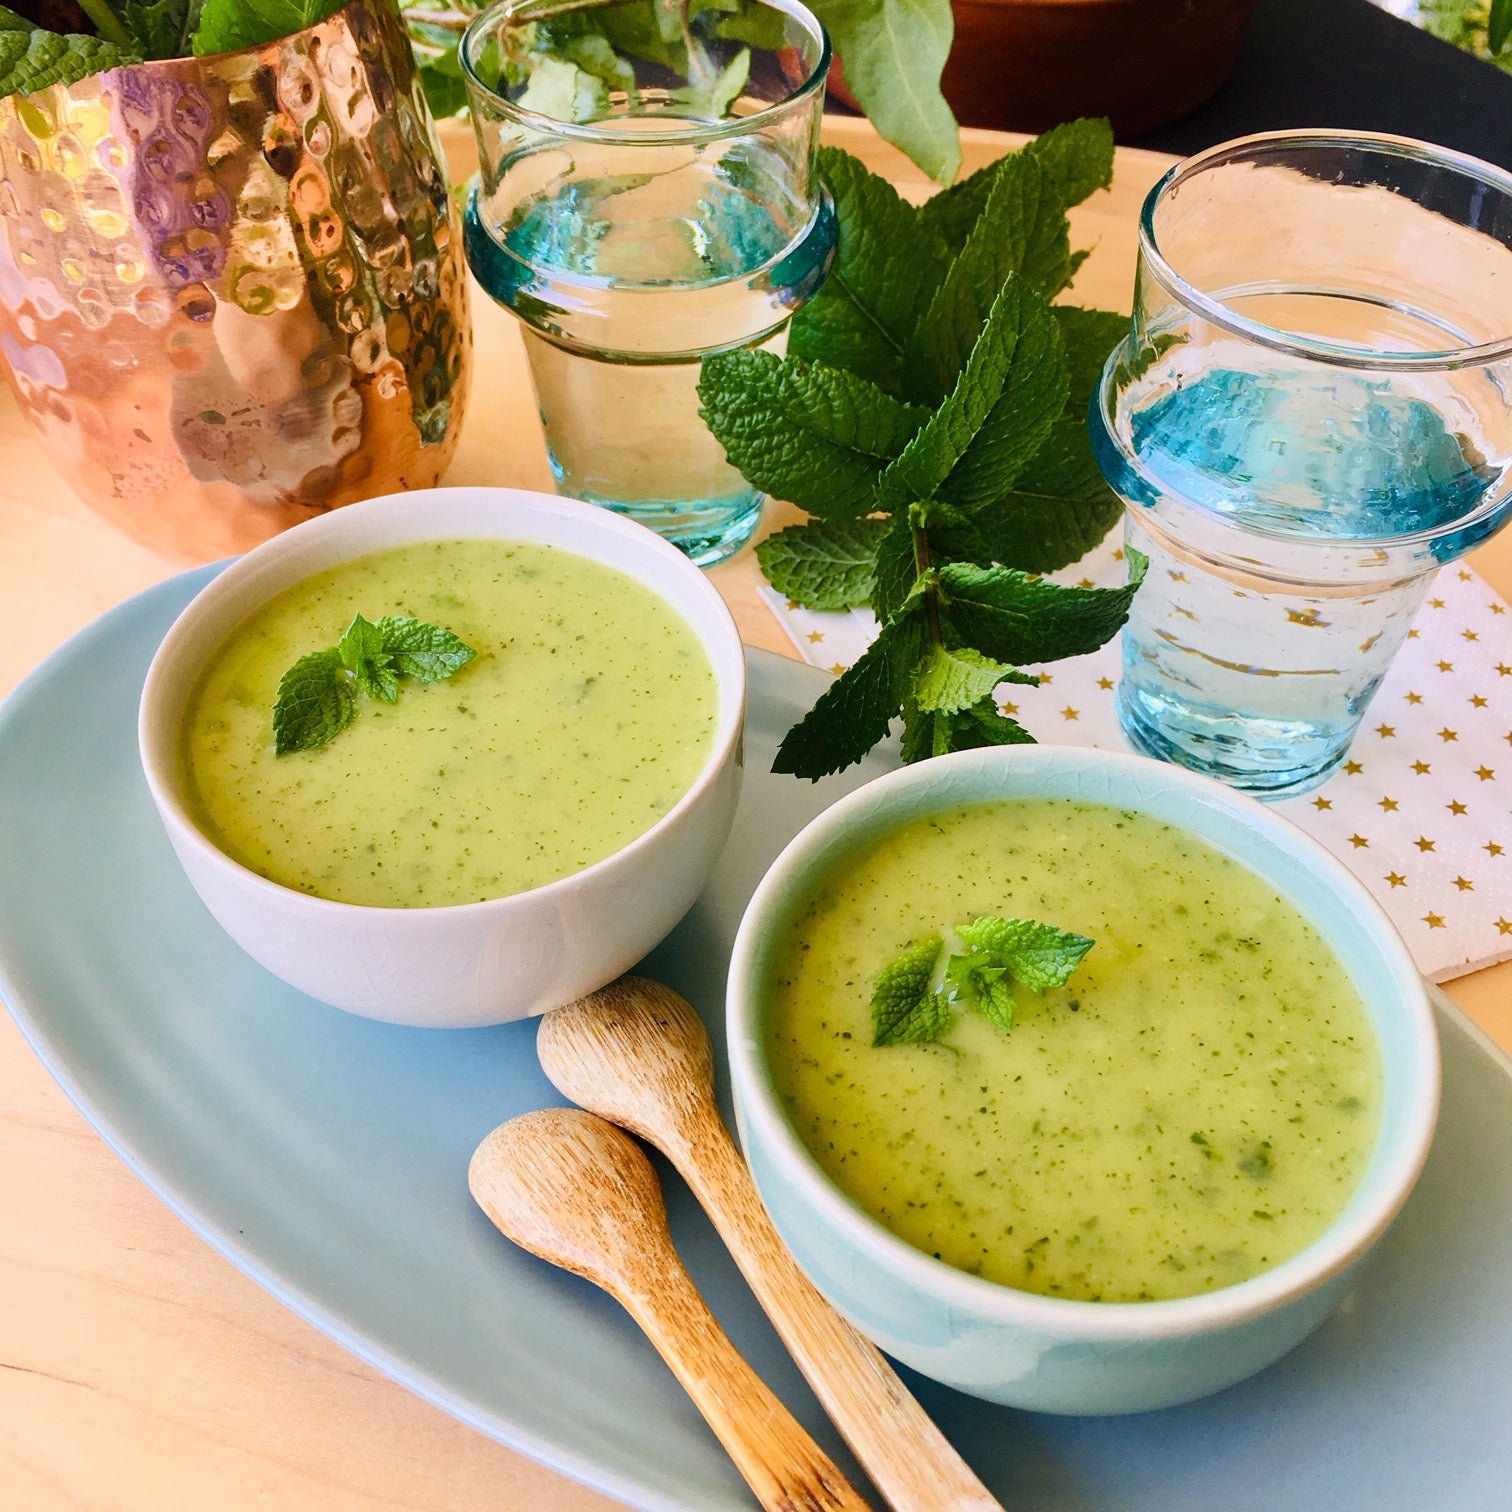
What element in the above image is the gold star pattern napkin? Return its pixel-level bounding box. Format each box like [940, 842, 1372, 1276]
[761, 548, 1511, 982]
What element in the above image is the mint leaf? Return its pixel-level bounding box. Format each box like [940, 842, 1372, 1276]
[945, 954, 1016, 1030]
[0, 6, 141, 91]
[939, 548, 1147, 666]
[900, 687, 1034, 762]
[376, 615, 477, 682]
[1022, 117, 1115, 212]
[904, 153, 1062, 404]
[811, 0, 959, 186]
[193, 0, 344, 56]
[787, 149, 948, 396]
[121, 0, 203, 58]
[273, 614, 474, 753]
[699, 349, 927, 518]
[880, 279, 1066, 510]
[756, 519, 888, 611]
[874, 911, 1093, 1046]
[1055, 306, 1129, 409]
[871, 937, 950, 1045]
[956, 914, 1095, 994]
[273, 648, 355, 755]
[870, 514, 918, 624]
[911, 642, 1009, 715]
[937, 419, 1122, 574]
[337, 611, 386, 670]
[773, 606, 927, 779]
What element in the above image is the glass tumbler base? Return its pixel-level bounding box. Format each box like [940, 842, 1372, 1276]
[564, 481, 764, 569]
[1116, 681, 1351, 800]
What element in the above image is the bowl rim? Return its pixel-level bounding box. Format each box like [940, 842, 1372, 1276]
[137, 484, 747, 921]
[727, 744, 1441, 1341]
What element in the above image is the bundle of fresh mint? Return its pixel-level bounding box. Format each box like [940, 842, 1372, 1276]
[697, 118, 1146, 781]
[0, 0, 347, 94]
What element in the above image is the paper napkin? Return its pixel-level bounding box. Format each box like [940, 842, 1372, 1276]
[761, 544, 1512, 983]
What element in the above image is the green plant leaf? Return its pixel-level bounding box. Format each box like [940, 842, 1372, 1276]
[1021, 117, 1115, 210]
[699, 348, 927, 518]
[755, 518, 889, 610]
[193, 0, 345, 56]
[810, 0, 960, 185]
[911, 642, 1009, 715]
[772, 605, 927, 779]
[869, 513, 919, 624]
[120, 0, 203, 58]
[0, 6, 141, 92]
[1491, 0, 1511, 53]
[956, 914, 1095, 993]
[376, 615, 477, 682]
[938, 548, 1147, 666]
[945, 954, 1017, 1029]
[880, 278, 1067, 510]
[904, 152, 1074, 405]
[935, 418, 1123, 574]
[871, 936, 950, 1045]
[272, 648, 356, 755]
[788, 148, 949, 397]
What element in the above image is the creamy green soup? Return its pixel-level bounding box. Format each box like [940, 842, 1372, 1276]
[181, 538, 717, 907]
[767, 799, 1381, 1303]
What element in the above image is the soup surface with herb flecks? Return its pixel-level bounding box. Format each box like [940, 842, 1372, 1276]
[181, 538, 717, 907]
[767, 798, 1381, 1302]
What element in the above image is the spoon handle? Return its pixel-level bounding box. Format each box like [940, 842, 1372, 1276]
[681, 1116, 1006, 1512]
[616, 1245, 874, 1512]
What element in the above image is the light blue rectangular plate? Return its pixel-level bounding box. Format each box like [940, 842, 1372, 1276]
[2, 565, 1510, 1510]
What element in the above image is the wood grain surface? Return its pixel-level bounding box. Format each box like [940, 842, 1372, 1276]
[1, 116, 1508, 1512]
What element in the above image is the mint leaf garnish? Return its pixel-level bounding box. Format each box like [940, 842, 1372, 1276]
[375, 615, 477, 682]
[955, 914, 1095, 995]
[872, 914, 1094, 1046]
[272, 614, 476, 755]
[273, 648, 355, 756]
[871, 937, 951, 1045]
[755, 519, 889, 611]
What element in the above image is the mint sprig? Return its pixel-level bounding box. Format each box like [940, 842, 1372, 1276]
[272, 613, 477, 755]
[698, 121, 1146, 782]
[871, 914, 1094, 1047]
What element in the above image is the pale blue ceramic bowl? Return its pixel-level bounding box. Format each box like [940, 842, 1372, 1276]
[727, 746, 1441, 1415]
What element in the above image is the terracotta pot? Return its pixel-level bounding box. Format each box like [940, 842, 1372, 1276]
[0, 0, 471, 562]
[833, 0, 1258, 139]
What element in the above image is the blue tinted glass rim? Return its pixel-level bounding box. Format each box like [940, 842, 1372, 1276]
[460, 0, 830, 147]
[1139, 129, 1512, 372]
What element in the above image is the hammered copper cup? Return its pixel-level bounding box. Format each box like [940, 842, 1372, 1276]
[0, 0, 471, 560]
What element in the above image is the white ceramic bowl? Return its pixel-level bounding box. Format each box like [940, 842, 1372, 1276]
[728, 746, 1440, 1414]
[140, 486, 745, 1028]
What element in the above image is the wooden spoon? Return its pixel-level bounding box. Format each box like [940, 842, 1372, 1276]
[536, 977, 1005, 1512]
[469, 1108, 872, 1512]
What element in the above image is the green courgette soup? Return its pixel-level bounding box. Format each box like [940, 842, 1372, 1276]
[767, 799, 1382, 1303]
[180, 538, 718, 908]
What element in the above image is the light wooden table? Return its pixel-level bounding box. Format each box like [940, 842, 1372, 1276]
[1, 117, 1509, 1512]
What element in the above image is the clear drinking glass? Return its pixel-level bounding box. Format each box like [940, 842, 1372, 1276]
[461, 0, 833, 566]
[1091, 131, 1512, 796]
